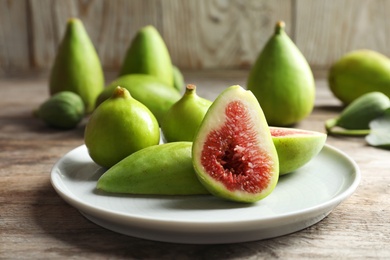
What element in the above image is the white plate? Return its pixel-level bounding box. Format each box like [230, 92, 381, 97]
[51, 144, 360, 244]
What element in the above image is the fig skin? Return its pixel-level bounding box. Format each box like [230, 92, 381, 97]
[172, 65, 185, 92]
[192, 85, 279, 203]
[119, 25, 174, 88]
[49, 18, 104, 113]
[161, 84, 212, 142]
[36, 91, 85, 129]
[247, 21, 315, 126]
[85, 86, 160, 168]
[97, 142, 209, 195]
[96, 74, 181, 124]
[270, 127, 327, 175]
[328, 49, 390, 105]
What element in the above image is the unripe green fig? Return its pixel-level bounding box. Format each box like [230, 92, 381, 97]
[96, 74, 181, 124]
[85, 86, 160, 168]
[161, 84, 212, 142]
[49, 18, 104, 113]
[119, 25, 174, 88]
[192, 85, 279, 203]
[325, 91, 390, 136]
[35, 91, 85, 129]
[97, 142, 209, 195]
[270, 127, 327, 175]
[247, 21, 315, 126]
[328, 49, 390, 105]
[172, 65, 185, 92]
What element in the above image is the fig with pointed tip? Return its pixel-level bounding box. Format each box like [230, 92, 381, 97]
[247, 21, 315, 126]
[119, 25, 174, 88]
[96, 74, 181, 124]
[328, 49, 390, 105]
[270, 127, 327, 175]
[85, 86, 160, 168]
[192, 85, 279, 203]
[161, 84, 212, 142]
[49, 18, 104, 113]
[97, 142, 209, 195]
[325, 92, 390, 136]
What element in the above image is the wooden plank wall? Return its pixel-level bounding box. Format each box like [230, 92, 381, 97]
[1, 0, 389, 77]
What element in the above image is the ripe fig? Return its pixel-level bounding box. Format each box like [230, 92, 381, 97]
[192, 85, 279, 203]
[325, 92, 390, 136]
[270, 127, 327, 175]
[247, 21, 315, 126]
[161, 84, 212, 142]
[85, 86, 160, 168]
[35, 91, 85, 129]
[97, 142, 209, 195]
[328, 49, 390, 105]
[119, 25, 174, 88]
[49, 18, 104, 113]
[96, 74, 181, 124]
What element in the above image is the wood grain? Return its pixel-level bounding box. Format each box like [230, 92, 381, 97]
[1, 72, 390, 259]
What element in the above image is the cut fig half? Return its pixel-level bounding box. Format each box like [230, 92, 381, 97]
[270, 127, 327, 175]
[192, 85, 279, 203]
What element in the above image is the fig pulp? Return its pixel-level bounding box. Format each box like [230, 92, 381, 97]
[85, 87, 160, 168]
[270, 127, 327, 175]
[192, 85, 279, 203]
[161, 84, 212, 142]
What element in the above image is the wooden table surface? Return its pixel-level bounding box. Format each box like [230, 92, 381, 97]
[1, 71, 389, 259]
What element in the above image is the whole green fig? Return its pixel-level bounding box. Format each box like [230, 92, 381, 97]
[247, 21, 315, 126]
[161, 84, 212, 142]
[328, 49, 390, 105]
[85, 86, 160, 168]
[49, 18, 104, 113]
[35, 91, 85, 129]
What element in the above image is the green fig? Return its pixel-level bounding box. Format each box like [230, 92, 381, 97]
[270, 127, 327, 175]
[192, 85, 279, 203]
[97, 142, 209, 195]
[325, 92, 390, 136]
[161, 84, 212, 142]
[119, 25, 174, 88]
[328, 49, 390, 105]
[35, 91, 85, 129]
[172, 65, 185, 92]
[49, 18, 104, 113]
[85, 86, 160, 168]
[247, 21, 315, 126]
[96, 74, 181, 124]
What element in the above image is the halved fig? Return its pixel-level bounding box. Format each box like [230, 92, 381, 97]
[192, 85, 279, 203]
[270, 127, 327, 175]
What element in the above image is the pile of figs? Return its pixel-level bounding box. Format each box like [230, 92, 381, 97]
[47, 17, 390, 203]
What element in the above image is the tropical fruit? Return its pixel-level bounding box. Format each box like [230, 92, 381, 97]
[270, 127, 327, 175]
[96, 74, 181, 124]
[161, 84, 212, 142]
[325, 92, 390, 136]
[97, 142, 209, 195]
[85, 87, 160, 168]
[328, 49, 390, 105]
[118, 25, 174, 88]
[35, 91, 85, 129]
[49, 18, 104, 113]
[192, 85, 279, 203]
[247, 21, 315, 126]
[172, 65, 185, 92]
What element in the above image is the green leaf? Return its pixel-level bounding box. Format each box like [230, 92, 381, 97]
[366, 108, 390, 149]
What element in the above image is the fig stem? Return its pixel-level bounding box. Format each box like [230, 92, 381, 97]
[325, 118, 370, 136]
[275, 21, 285, 34]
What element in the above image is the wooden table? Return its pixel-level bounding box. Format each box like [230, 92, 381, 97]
[1, 71, 389, 259]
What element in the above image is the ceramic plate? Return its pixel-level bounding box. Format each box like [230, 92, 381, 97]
[51, 144, 360, 244]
